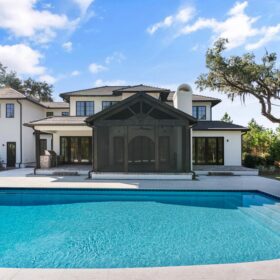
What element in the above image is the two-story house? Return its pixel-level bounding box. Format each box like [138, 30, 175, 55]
[0, 87, 69, 168]
[23, 84, 248, 174]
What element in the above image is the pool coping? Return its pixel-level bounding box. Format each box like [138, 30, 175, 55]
[1, 171, 280, 279]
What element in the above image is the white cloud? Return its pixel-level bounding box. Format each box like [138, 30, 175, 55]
[150, 1, 280, 50]
[0, 0, 71, 43]
[73, 0, 94, 15]
[0, 44, 45, 75]
[147, 6, 195, 34]
[105, 52, 126, 64]
[71, 70, 80, 76]
[89, 63, 107, 74]
[62, 41, 73, 52]
[246, 23, 280, 50]
[39, 74, 57, 84]
[94, 79, 127, 87]
[179, 1, 260, 49]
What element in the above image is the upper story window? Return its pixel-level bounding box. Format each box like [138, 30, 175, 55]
[76, 101, 94, 116]
[62, 112, 69, 116]
[192, 106, 206, 120]
[46, 112, 54, 117]
[102, 101, 119, 110]
[6, 104, 14, 118]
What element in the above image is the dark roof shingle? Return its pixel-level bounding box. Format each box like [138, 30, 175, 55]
[193, 121, 248, 131]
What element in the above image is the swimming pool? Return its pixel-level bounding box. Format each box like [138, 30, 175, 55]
[0, 189, 280, 268]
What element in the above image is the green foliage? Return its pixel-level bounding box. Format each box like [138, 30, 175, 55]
[196, 38, 280, 123]
[243, 119, 275, 157]
[0, 63, 53, 101]
[242, 119, 280, 166]
[221, 112, 233, 123]
[243, 154, 264, 168]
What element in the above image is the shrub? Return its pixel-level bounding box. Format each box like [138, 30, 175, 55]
[243, 154, 265, 168]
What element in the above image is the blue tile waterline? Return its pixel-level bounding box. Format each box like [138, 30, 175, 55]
[0, 190, 280, 268]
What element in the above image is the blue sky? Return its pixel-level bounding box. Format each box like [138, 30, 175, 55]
[0, 0, 279, 128]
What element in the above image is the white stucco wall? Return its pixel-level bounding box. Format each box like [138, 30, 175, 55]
[69, 93, 161, 116]
[69, 96, 122, 116]
[192, 130, 243, 166]
[44, 108, 70, 117]
[0, 99, 46, 167]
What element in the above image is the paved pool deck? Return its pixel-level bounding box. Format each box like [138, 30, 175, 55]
[1, 168, 280, 280]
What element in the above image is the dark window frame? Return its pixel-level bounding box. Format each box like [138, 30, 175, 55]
[193, 137, 224, 165]
[6, 103, 14, 118]
[46, 112, 54, 117]
[62, 112, 69, 116]
[76, 101, 94, 116]
[192, 106, 206, 120]
[102, 101, 119, 110]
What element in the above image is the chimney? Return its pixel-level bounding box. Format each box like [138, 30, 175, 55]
[173, 84, 192, 115]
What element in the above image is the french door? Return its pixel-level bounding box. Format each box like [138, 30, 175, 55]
[60, 137, 92, 163]
[193, 137, 224, 165]
[7, 142, 16, 167]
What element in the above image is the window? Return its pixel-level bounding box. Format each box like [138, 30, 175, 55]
[102, 101, 118, 110]
[76, 101, 94, 116]
[62, 112, 69, 116]
[46, 112, 53, 117]
[193, 137, 224, 165]
[192, 106, 206, 120]
[6, 104, 14, 118]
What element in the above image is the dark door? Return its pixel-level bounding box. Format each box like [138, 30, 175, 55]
[7, 142, 16, 167]
[113, 137, 125, 171]
[40, 139, 47, 155]
[128, 136, 155, 171]
[193, 137, 224, 165]
[60, 137, 92, 164]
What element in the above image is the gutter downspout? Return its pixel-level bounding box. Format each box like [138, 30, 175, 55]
[16, 100, 23, 168]
[189, 124, 196, 180]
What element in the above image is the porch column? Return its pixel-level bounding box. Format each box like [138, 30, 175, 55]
[92, 127, 94, 171]
[93, 126, 98, 172]
[35, 130, 40, 169]
[155, 125, 159, 171]
[124, 126, 128, 172]
[183, 125, 191, 172]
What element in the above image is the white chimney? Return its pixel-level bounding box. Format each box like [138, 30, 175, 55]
[173, 83, 193, 115]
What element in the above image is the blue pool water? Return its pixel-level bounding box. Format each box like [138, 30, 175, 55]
[0, 189, 280, 268]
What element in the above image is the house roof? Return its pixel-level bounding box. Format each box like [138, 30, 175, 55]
[25, 116, 87, 127]
[0, 86, 26, 99]
[113, 84, 170, 93]
[193, 121, 248, 131]
[60, 84, 221, 105]
[167, 91, 221, 107]
[86, 92, 197, 125]
[40, 102, 69, 109]
[0, 87, 69, 109]
[60, 84, 171, 101]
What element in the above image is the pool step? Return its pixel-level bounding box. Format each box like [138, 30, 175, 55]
[239, 205, 280, 234]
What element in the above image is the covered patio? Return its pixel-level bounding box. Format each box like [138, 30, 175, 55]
[86, 92, 197, 174]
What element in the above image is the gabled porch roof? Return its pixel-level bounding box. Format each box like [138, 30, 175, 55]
[85, 92, 197, 126]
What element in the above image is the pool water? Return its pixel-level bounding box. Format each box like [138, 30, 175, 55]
[0, 189, 280, 268]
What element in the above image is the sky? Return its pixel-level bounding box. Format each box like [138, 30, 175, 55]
[0, 0, 279, 129]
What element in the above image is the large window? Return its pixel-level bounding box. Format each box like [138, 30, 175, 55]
[192, 106, 206, 120]
[62, 112, 69, 116]
[76, 101, 94, 116]
[46, 112, 53, 117]
[6, 104, 14, 118]
[193, 137, 224, 165]
[102, 101, 118, 110]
